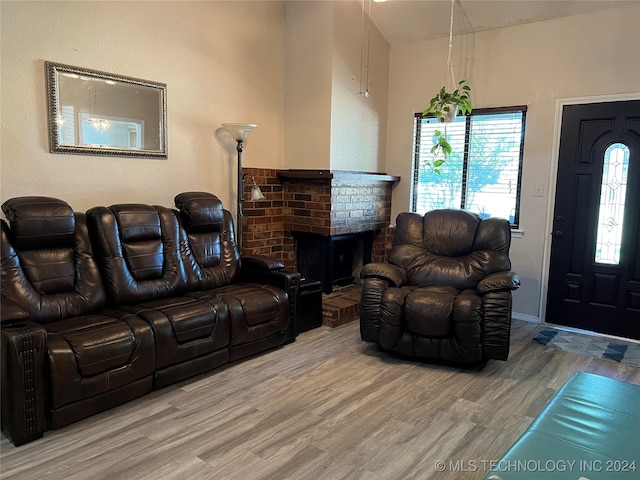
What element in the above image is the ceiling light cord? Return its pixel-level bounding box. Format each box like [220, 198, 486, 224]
[359, 0, 372, 97]
[360, 0, 365, 94]
[365, 0, 371, 97]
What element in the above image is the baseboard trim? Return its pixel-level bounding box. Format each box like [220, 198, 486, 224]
[512, 312, 540, 323]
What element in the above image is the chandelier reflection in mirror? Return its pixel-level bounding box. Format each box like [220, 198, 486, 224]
[84, 79, 111, 141]
[46, 62, 168, 158]
[85, 79, 110, 135]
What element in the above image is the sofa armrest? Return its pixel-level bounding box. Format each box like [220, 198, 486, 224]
[241, 255, 285, 272]
[360, 263, 406, 342]
[360, 262, 406, 288]
[1, 321, 48, 446]
[481, 290, 513, 361]
[240, 258, 301, 344]
[360, 272, 406, 343]
[240, 255, 297, 291]
[1, 296, 29, 324]
[477, 271, 520, 294]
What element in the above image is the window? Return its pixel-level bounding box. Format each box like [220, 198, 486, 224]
[411, 107, 526, 228]
[594, 143, 629, 265]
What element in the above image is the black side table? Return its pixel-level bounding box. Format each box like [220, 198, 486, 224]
[297, 278, 323, 333]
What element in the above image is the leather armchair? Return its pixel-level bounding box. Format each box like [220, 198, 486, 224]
[360, 209, 520, 365]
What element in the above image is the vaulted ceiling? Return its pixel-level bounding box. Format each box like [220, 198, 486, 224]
[367, 0, 637, 46]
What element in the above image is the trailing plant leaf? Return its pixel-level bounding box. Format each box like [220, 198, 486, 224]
[425, 129, 452, 174]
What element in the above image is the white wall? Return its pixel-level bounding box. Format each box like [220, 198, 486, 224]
[330, 0, 389, 172]
[1, 1, 285, 213]
[386, 4, 640, 320]
[283, 0, 333, 170]
[283, 0, 389, 172]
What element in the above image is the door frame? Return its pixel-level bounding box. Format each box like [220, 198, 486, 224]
[539, 92, 640, 329]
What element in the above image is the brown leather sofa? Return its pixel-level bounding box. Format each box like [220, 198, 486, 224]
[0, 192, 299, 446]
[360, 209, 520, 365]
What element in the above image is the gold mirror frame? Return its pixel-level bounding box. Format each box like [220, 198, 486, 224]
[45, 61, 168, 158]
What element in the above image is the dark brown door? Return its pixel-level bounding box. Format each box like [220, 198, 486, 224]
[546, 100, 640, 339]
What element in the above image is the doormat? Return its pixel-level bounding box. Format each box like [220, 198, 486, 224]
[531, 328, 640, 367]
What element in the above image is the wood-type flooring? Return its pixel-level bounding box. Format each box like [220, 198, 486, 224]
[2, 319, 639, 480]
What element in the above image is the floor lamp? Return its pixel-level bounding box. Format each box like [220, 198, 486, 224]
[221, 123, 260, 252]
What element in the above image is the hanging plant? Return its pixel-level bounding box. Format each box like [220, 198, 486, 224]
[421, 0, 472, 173]
[423, 80, 472, 123]
[422, 80, 471, 174]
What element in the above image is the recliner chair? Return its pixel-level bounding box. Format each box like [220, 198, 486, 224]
[360, 209, 520, 365]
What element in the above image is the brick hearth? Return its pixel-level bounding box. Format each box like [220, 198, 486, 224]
[321, 284, 362, 328]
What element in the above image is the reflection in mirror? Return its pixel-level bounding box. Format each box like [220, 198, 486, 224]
[46, 62, 167, 158]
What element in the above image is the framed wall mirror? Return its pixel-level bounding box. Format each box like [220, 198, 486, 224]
[45, 61, 168, 158]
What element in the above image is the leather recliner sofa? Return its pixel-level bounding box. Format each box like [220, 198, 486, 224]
[360, 209, 520, 365]
[0, 192, 299, 446]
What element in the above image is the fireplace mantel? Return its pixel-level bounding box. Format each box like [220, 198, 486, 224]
[276, 169, 400, 185]
[276, 169, 400, 237]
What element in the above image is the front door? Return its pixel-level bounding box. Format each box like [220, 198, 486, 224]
[546, 100, 640, 339]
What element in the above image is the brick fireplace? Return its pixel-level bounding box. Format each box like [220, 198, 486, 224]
[241, 168, 398, 292]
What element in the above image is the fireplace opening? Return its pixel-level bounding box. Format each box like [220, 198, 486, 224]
[293, 231, 376, 294]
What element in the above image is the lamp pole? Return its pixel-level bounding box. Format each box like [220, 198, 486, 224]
[221, 123, 257, 254]
[235, 138, 245, 252]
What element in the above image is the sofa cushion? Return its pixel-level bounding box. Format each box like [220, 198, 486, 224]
[45, 312, 155, 411]
[161, 299, 220, 344]
[423, 208, 480, 257]
[390, 211, 512, 289]
[121, 296, 230, 370]
[209, 284, 288, 347]
[187, 231, 222, 269]
[46, 315, 137, 377]
[2, 197, 78, 295]
[87, 205, 185, 304]
[1, 196, 75, 250]
[175, 192, 224, 234]
[18, 248, 76, 294]
[378, 284, 483, 364]
[1, 201, 107, 323]
[405, 286, 458, 337]
[174, 193, 240, 290]
[110, 204, 164, 281]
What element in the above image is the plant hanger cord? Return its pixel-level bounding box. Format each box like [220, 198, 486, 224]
[442, 0, 456, 92]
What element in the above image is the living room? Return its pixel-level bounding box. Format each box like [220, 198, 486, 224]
[1, 1, 639, 478]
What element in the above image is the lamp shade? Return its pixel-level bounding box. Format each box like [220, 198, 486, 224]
[250, 184, 266, 201]
[221, 123, 258, 142]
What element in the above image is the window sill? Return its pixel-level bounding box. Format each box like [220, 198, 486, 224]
[511, 229, 524, 238]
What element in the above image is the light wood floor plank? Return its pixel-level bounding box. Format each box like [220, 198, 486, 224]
[1, 319, 639, 480]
